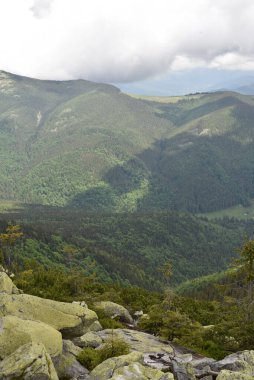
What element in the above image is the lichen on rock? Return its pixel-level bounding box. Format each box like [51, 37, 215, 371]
[94, 301, 133, 324]
[0, 292, 99, 337]
[0, 342, 59, 380]
[0, 315, 62, 359]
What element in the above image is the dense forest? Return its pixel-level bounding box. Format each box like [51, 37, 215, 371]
[0, 205, 253, 289]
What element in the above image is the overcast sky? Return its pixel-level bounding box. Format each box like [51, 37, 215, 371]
[1, 0, 254, 85]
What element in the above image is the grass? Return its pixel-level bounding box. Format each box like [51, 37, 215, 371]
[126, 93, 203, 103]
[0, 200, 24, 213]
[201, 199, 254, 220]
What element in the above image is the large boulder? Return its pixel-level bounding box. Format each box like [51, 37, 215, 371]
[0, 342, 59, 380]
[53, 340, 90, 380]
[111, 362, 174, 380]
[0, 272, 20, 294]
[211, 350, 254, 375]
[0, 315, 62, 359]
[0, 292, 99, 338]
[96, 329, 173, 354]
[94, 301, 133, 324]
[217, 370, 254, 379]
[90, 351, 173, 380]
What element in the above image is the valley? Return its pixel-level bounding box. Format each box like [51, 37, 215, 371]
[1, 71, 254, 379]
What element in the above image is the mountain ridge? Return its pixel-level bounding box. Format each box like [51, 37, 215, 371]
[1, 71, 254, 214]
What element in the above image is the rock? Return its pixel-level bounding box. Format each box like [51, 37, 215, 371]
[0, 315, 62, 359]
[192, 357, 216, 369]
[53, 340, 90, 380]
[91, 351, 143, 379]
[73, 300, 88, 308]
[143, 352, 173, 371]
[0, 292, 99, 338]
[94, 301, 133, 324]
[133, 310, 144, 326]
[110, 362, 174, 379]
[0, 342, 59, 380]
[133, 310, 143, 318]
[63, 339, 83, 357]
[96, 329, 173, 354]
[86, 320, 102, 332]
[90, 351, 173, 379]
[0, 272, 20, 294]
[217, 370, 254, 379]
[74, 332, 103, 348]
[211, 350, 254, 375]
[172, 360, 196, 380]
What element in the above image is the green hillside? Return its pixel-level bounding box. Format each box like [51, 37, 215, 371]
[1, 206, 252, 289]
[2, 71, 254, 213]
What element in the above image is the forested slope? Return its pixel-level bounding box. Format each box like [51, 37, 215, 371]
[2, 71, 254, 213]
[1, 206, 253, 289]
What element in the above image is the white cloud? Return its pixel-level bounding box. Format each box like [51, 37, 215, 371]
[30, 0, 54, 19]
[0, 0, 254, 82]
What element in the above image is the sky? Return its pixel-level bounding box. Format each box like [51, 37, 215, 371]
[1, 0, 254, 93]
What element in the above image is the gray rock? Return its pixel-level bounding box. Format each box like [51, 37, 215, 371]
[0, 342, 59, 380]
[211, 350, 254, 375]
[96, 328, 174, 354]
[53, 340, 90, 380]
[172, 360, 196, 380]
[90, 351, 174, 380]
[93, 301, 133, 324]
[73, 332, 103, 348]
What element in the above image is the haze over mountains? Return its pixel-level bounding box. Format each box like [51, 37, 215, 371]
[1, 70, 254, 215]
[117, 69, 254, 96]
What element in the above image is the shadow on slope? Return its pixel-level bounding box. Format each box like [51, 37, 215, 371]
[69, 97, 254, 213]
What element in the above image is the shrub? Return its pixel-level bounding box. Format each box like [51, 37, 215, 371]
[92, 309, 123, 329]
[99, 337, 130, 362]
[77, 336, 129, 370]
[77, 347, 100, 370]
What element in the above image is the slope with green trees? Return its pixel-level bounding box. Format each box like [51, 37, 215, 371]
[1, 206, 253, 289]
[2, 71, 254, 214]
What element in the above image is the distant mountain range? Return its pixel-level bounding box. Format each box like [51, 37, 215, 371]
[1, 70, 254, 214]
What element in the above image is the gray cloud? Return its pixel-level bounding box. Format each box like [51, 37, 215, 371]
[1, 0, 254, 82]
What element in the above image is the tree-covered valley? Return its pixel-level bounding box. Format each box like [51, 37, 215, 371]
[2, 71, 254, 379]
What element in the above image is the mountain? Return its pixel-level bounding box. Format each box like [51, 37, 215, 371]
[235, 83, 254, 95]
[2, 71, 254, 213]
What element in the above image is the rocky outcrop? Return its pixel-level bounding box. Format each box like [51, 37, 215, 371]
[211, 350, 254, 375]
[96, 328, 173, 354]
[1, 271, 254, 380]
[0, 315, 62, 359]
[0, 342, 59, 380]
[0, 271, 98, 378]
[90, 351, 174, 380]
[110, 362, 174, 380]
[94, 301, 134, 324]
[0, 272, 20, 294]
[0, 292, 99, 338]
[53, 340, 90, 379]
